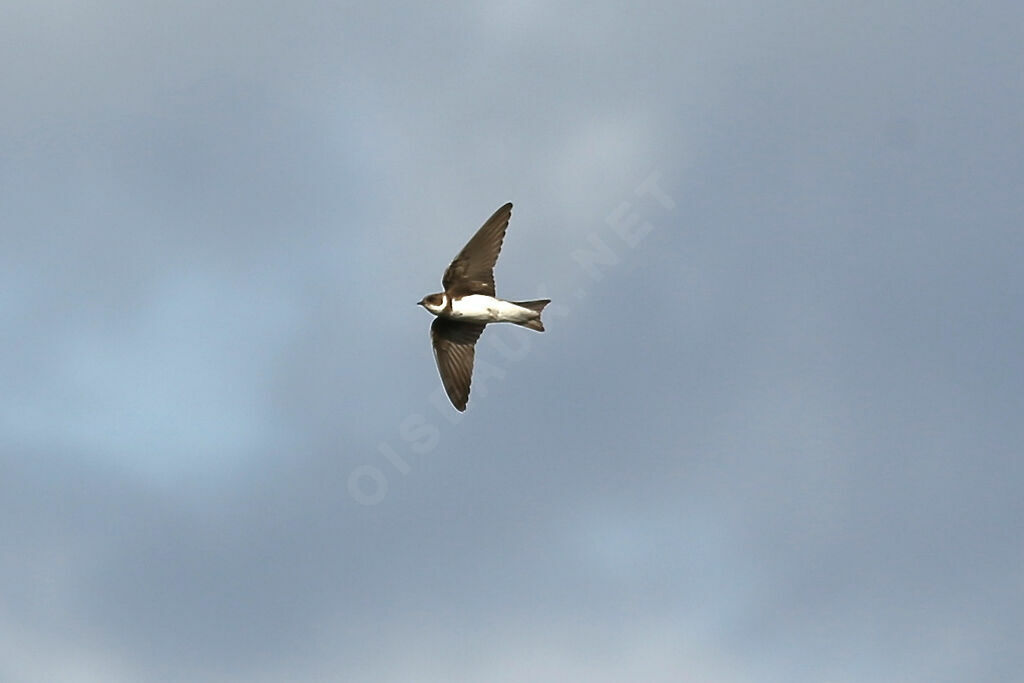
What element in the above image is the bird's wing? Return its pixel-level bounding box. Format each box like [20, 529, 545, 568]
[430, 317, 486, 411]
[442, 203, 512, 297]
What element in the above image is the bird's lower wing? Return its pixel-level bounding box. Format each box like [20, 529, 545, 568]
[430, 318, 486, 411]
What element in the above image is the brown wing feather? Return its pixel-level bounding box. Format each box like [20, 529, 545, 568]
[430, 318, 486, 411]
[442, 203, 512, 297]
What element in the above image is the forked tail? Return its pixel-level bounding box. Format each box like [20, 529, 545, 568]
[512, 299, 551, 332]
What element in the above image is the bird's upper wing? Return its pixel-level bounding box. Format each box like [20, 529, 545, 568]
[442, 203, 512, 297]
[430, 317, 486, 411]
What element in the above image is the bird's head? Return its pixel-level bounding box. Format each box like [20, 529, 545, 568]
[417, 293, 446, 314]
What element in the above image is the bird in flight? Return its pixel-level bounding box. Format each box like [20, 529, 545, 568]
[418, 203, 549, 411]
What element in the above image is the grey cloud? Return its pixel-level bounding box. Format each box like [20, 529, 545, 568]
[2, 1, 1022, 681]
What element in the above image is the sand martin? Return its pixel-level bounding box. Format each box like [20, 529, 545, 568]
[418, 202, 549, 411]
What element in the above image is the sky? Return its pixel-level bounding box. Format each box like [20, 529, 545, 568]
[2, 1, 1023, 681]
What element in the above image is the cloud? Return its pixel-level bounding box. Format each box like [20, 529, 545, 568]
[2, 1, 1022, 681]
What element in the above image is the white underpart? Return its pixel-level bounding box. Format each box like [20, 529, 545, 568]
[449, 294, 536, 323]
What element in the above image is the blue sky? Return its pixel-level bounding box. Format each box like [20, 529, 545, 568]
[3, 2, 1023, 680]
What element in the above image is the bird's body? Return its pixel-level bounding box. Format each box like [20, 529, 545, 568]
[418, 203, 549, 411]
[422, 293, 543, 327]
